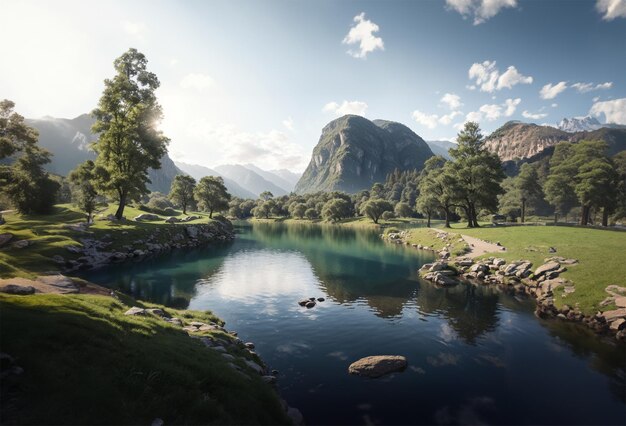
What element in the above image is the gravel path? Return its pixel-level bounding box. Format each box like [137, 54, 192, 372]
[461, 234, 505, 258]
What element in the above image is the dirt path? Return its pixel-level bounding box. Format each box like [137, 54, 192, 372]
[460, 234, 505, 258]
[0, 275, 110, 295]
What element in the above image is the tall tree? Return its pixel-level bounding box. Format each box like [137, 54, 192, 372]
[321, 198, 351, 223]
[91, 48, 169, 220]
[195, 176, 231, 218]
[417, 156, 458, 228]
[360, 199, 393, 224]
[69, 160, 99, 223]
[516, 163, 544, 223]
[0, 99, 38, 160]
[169, 175, 196, 214]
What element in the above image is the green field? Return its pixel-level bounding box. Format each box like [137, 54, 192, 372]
[0, 292, 289, 425]
[0, 204, 214, 279]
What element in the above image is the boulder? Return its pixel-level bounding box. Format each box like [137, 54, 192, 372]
[134, 213, 160, 221]
[185, 226, 200, 238]
[456, 259, 473, 267]
[262, 375, 277, 384]
[165, 216, 181, 223]
[470, 263, 488, 273]
[534, 261, 561, 277]
[124, 307, 146, 316]
[244, 359, 264, 375]
[615, 297, 626, 308]
[348, 355, 407, 378]
[492, 258, 506, 267]
[317, 297, 325, 302]
[429, 262, 447, 272]
[297, 299, 309, 306]
[601, 309, 626, 323]
[609, 318, 625, 331]
[0, 284, 36, 295]
[0, 233, 13, 248]
[305, 301, 316, 308]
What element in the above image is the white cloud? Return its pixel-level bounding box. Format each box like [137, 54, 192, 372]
[180, 73, 215, 91]
[571, 81, 613, 93]
[540, 81, 568, 99]
[503, 98, 521, 116]
[323, 100, 368, 116]
[466, 110, 484, 122]
[446, 0, 518, 25]
[122, 20, 147, 36]
[412, 110, 440, 129]
[522, 110, 548, 120]
[440, 93, 463, 110]
[282, 117, 294, 131]
[464, 98, 520, 123]
[439, 111, 463, 125]
[468, 61, 532, 92]
[590, 98, 626, 124]
[593, 96, 600, 102]
[596, 0, 626, 20]
[479, 103, 502, 121]
[551, 103, 558, 108]
[342, 12, 384, 59]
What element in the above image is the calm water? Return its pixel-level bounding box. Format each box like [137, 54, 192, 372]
[83, 222, 626, 425]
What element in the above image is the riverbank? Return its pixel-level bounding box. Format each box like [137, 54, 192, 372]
[383, 226, 626, 340]
[0, 289, 296, 424]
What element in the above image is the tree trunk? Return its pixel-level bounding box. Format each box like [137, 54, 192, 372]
[444, 208, 450, 228]
[580, 205, 590, 226]
[210, 208, 214, 218]
[521, 199, 526, 223]
[554, 212, 558, 224]
[115, 192, 127, 220]
[602, 207, 609, 227]
[427, 212, 431, 228]
[183, 204, 187, 215]
[470, 204, 479, 228]
[463, 205, 472, 228]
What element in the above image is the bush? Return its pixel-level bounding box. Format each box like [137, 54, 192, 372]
[382, 211, 395, 221]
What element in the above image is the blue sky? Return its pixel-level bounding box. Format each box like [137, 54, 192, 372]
[1, 0, 625, 172]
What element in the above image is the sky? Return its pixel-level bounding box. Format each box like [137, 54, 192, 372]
[1, 0, 625, 173]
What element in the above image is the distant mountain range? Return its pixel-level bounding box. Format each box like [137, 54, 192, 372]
[557, 116, 602, 132]
[426, 140, 456, 159]
[295, 115, 434, 193]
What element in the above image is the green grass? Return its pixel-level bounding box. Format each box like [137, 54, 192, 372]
[0, 204, 216, 279]
[0, 293, 289, 425]
[387, 227, 470, 256]
[249, 216, 428, 229]
[425, 223, 626, 314]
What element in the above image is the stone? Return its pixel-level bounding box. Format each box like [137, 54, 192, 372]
[433, 273, 458, 286]
[0, 284, 35, 295]
[185, 226, 200, 238]
[170, 318, 183, 327]
[182, 326, 197, 332]
[51, 255, 65, 264]
[601, 309, 626, 323]
[221, 353, 235, 361]
[198, 325, 218, 331]
[245, 342, 255, 349]
[190, 321, 206, 327]
[470, 263, 488, 273]
[616, 297, 626, 308]
[492, 258, 506, 267]
[429, 262, 447, 272]
[287, 407, 304, 425]
[0, 233, 14, 248]
[348, 355, 407, 378]
[165, 216, 181, 223]
[244, 359, 264, 375]
[210, 346, 227, 353]
[534, 261, 561, 277]
[548, 247, 557, 253]
[305, 301, 316, 308]
[124, 307, 146, 316]
[262, 375, 277, 384]
[317, 297, 325, 302]
[456, 259, 473, 267]
[134, 213, 160, 221]
[609, 318, 625, 331]
[297, 299, 308, 306]
[146, 308, 167, 317]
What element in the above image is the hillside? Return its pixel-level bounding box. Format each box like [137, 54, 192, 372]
[295, 115, 433, 194]
[174, 162, 257, 199]
[215, 164, 288, 197]
[25, 115, 182, 194]
[426, 140, 456, 159]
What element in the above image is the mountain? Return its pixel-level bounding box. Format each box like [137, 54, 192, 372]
[26, 114, 182, 193]
[295, 115, 434, 194]
[269, 169, 301, 188]
[426, 140, 456, 159]
[215, 164, 288, 197]
[484, 120, 626, 175]
[557, 116, 602, 133]
[174, 161, 257, 199]
[243, 163, 297, 193]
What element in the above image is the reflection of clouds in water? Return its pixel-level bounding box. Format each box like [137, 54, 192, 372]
[409, 366, 426, 374]
[438, 323, 458, 343]
[276, 342, 311, 355]
[427, 352, 460, 367]
[434, 396, 495, 425]
[328, 351, 349, 361]
[194, 250, 320, 304]
[475, 354, 507, 368]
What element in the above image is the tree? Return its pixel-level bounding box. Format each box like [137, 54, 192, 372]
[612, 151, 626, 222]
[194, 176, 231, 218]
[449, 122, 505, 227]
[259, 191, 273, 201]
[394, 201, 412, 218]
[292, 202, 307, 219]
[321, 198, 351, 223]
[417, 156, 458, 228]
[574, 158, 618, 226]
[0, 99, 39, 160]
[91, 49, 169, 220]
[360, 199, 394, 224]
[169, 175, 196, 214]
[69, 160, 99, 223]
[415, 191, 439, 227]
[3, 146, 60, 214]
[304, 208, 318, 220]
[516, 163, 544, 223]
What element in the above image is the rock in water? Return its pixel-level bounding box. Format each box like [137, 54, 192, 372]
[348, 355, 407, 378]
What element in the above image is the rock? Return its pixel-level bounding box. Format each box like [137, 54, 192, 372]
[271, 369, 279, 376]
[210, 346, 227, 353]
[317, 297, 325, 302]
[245, 342, 255, 349]
[609, 318, 625, 331]
[124, 307, 146, 316]
[534, 261, 561, 277]
[198, 325, 218, 331]
[165, 216, 181, 223]
[0, 284, 36, 295]
[134, 213, 160, 221]
[51, 255, 65, 264]
[432, 272, 458, 286]
[470, 263, 488, 273]
[429, 262, 447, 272]
[456, 259, 473, 267]
[601, 309, 626, 323]
[492, 258, 506, 267]
[170, 318, 183, 327]
[287, 407, 304, 425]
[0, 233, 14, 248]
[190, 321, 206, 327]
[308, 297, 316, 301]
[221, 353, 235, 361]
[12, 240, 30, 249]
[297, 299, 309, 306]
[262, 375, 277, 384]
[305, 301, 316, 308]
[244, 359, 264, 375]
[146, 308, 167, 317]
[185, 226, 199, 238]
[615, 297, 626, 308]
[348, 355, 407, 378]
[548, 247, 557, 253]
[182, 326, 197, 332]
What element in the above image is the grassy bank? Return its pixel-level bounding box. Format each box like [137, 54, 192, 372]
[409, 223, 626, 314]
[0, 204, 215, 279]
[0, 292, 290, 425]
[248, 216, 429, 229]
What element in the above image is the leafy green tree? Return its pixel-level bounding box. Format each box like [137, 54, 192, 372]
[259, 191, 273, 201]
[291, 202, 307, 219]
[91, 48, 169, 220]
[574, 158, 618, 226]
[169, 175, 196, 214]
[68, 160, 99, 223]
[449, 122, 505, 227]
[0, 99, 38, 160]
[194, 176, 231, 218]
[417, 156, 458, 228]
[516, 163, 544, 223]
[415, 191, 439, 227]
[381, 210, 395, 221]
[360, 199, 394, 224]
[394, 201, 412, 218]
[497, 177, 521, 222]
[304, 208, 318, 220]
[252, 200, 275, 219]
[612, 151, 626, 222]
[321, 198, 351, 223]
[3, 146, 60, 214]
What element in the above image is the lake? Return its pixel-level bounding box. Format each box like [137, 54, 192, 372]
[83, 222, 626, 425]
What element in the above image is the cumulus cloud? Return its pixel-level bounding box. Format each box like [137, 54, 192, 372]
[522, 110, 548, 120]
[342, 12, 384, 59]
[465, 98, 520, 123]
[323, 100, 368, 116]
[503, 98, 521, 116]
[571, 81, 613, 93]
[439, 111, 463, 125]
[412, 110, 440, 129]
[540, 81, 568, 99]
[596, 0, 626, 20]
[440, 93, 463, 110]
[551, 103, 558, 108]
[479, 103, 502, 121]
[282, 117, 294, 131]
[180, 73, 215, 91]
[446, 0, 518, 25]
[468, 61, 532, 92]
[590, 98, 626, 124]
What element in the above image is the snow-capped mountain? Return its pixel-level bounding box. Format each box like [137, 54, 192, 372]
[557, 116, 602, 133]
